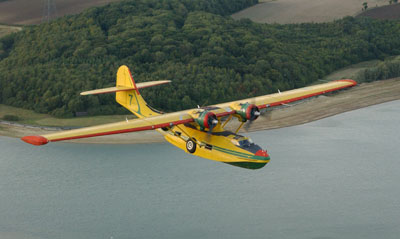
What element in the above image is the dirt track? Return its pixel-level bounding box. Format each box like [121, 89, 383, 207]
[232, 0, 387, 23]
[2, 78, 399, 144]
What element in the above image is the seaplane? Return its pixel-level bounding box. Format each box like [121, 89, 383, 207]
[21, 65, 357, 169]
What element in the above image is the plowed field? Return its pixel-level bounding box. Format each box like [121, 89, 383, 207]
[232, 0, 387, 23]
[0, 0, 121, 25]
[358, 3, 400, 20]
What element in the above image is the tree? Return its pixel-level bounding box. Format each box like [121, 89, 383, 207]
[363, 2, 368, 10]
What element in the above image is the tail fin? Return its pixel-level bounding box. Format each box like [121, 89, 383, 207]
[115, 65, 160, 118]
[81, 65, 170, 118]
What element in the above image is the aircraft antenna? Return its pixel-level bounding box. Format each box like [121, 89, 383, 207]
[42, 0, 58, 23]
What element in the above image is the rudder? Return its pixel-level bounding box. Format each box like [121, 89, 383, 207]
[115, 65, 160, 118]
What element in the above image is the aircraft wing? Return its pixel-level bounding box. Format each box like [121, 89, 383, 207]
[20, 104, 234, 146]
[21, 113, 194, 146]
[22, 79, 356, 146]
[214, 79, 357, 110]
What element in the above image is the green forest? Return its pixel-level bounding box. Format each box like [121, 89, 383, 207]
[1, 0, 400, 117]
[356, 57, 400, 82]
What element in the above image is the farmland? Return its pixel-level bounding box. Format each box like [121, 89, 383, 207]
[0, 0, 121, 25]
[358, 3, 400, 20]
[232, 0, 388, 23]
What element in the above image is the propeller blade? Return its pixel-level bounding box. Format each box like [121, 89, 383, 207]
[206, 116, 218, 142]
[244, 120, 253, 132]
[244, 107, 268, 132]
[206, 124, 214, 142]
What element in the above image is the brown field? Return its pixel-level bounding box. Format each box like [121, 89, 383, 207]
[358, 3, 400, 20]
[0, 0, 121, 25]
[232, 0, 388, 23]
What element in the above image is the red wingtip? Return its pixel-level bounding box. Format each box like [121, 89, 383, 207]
[21, 136, 49, 146]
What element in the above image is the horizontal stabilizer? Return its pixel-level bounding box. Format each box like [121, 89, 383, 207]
[81, 86, 134, 95]
[135, 80, 171, 89]
[80, 80, 171, 95]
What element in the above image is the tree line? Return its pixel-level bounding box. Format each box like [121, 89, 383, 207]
[0, 0, 400, 117]
[356, 57, 400, 82]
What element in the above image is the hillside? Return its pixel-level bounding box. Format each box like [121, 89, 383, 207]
[232, 0, 387, 23]
[0, 0, 122, 25]
[1, 0, 400, 118]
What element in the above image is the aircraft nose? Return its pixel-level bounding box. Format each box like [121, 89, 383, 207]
[255, 149, 269, 159]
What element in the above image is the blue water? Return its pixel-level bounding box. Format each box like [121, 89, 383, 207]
[1, 100, 400, 239]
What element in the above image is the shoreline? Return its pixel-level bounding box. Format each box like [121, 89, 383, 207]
[1, 78, 400, 144]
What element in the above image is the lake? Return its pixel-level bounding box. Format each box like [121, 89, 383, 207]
[1, 100, 400, 239]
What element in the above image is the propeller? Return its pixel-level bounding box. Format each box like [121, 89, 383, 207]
[206, 113, 218, 142]
[244, 105, 260, 131]
[244, 108, 273, 132]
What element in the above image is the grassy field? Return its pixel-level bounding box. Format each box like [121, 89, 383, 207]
[232, 0, 388, 23]
[323, 60, 382, 82]
[0, 24, 21, 37]
[0, 104, 135, 127]
[323, 55, 400, 81]
[0, 0, 121, 25]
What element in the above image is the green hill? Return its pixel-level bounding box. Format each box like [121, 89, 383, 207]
[1, 0, 400, 117]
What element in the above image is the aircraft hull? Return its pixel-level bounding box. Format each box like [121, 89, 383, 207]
[162, 126, 270, 169]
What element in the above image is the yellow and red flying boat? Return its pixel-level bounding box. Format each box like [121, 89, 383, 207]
[21, 65, 357, 169]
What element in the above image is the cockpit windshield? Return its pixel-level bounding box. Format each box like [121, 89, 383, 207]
[231, 137, 261, 153]
[232, 137, 254, 147]
[238, 138, 254, 148]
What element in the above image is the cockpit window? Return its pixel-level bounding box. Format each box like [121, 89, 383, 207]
[239, 139, 253, 148]
[232, 137, 262, 154]
[231, 137, 254, 147]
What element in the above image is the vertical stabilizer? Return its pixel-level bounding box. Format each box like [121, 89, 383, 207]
[115, 65, 160, 118]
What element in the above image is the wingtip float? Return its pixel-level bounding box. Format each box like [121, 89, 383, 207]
[20, 65, 357, 169]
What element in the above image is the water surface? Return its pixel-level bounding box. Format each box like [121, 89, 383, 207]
[1, 100, 400, 239]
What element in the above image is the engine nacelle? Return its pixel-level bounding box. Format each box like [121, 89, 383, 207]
[189, 110, 219, 131]
[230, 102, 260, 122]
